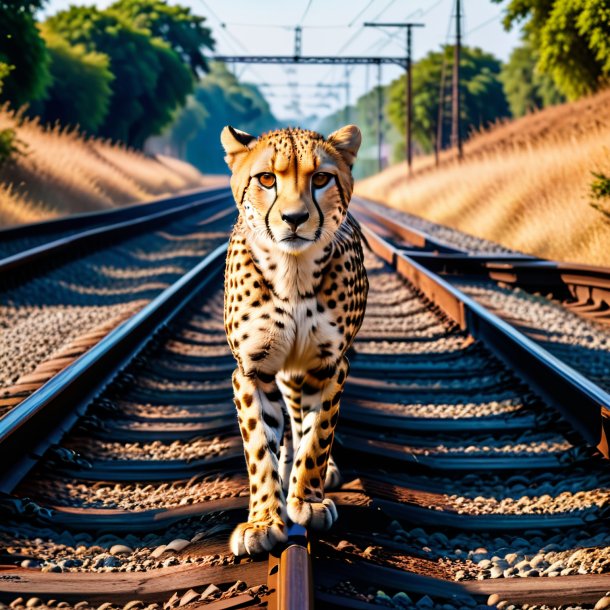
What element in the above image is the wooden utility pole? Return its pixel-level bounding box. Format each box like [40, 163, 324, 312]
[435, 58, 446, 166]
[377, 62, 383, 172]
[364, 22, 424, 175]
[344, 66, 350, 124]
[294, 26, 302, 58]
[451, 0, 463, 159]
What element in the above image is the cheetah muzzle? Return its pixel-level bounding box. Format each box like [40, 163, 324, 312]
[220, 124, 368, 556]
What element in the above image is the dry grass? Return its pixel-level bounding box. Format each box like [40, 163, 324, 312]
[0, 106, 226, 227]
[357, 89, 610, 266]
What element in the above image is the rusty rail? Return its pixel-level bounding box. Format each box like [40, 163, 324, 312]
[351, 197, 464, 254]
[353, 197, 610, 324]
[267, 525, 313, 610]
[408, 251, 610, 324]
[361, 222, 610, 457]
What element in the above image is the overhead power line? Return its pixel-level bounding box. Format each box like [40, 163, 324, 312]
[196, 0, 269, 82]
[221, 23, 345, 29]
[467, 12, 502, 36]
[370, 0, 400, 22]
[196, 0, 223, 24]
[348, 0, 376, 27]
[299, 0, 314, 25]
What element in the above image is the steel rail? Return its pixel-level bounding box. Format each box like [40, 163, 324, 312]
[352, 197, 610, 324]
[351, 197, 464, 254]
[407, 251, 610, 322]
[352, 196, 537, 259]
[361, 222, 610, 457]
[0, 242, 228, 494]
[0, 188, 233, 277]
[266, 525, 313, 610]
[278, 525, 313, 610]
[0, 184, 228, 241]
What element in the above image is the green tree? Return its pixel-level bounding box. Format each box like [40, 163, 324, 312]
[0, 0, 50, 107]
[387, 45, 510, 153]
[109, 0, 214, 74]
[185, 63, 279, 172]
[316, 86, 402, 176]
[500, 41, 564, 116]
[45, 4, 209, 147]
[496, 0, 610, 99]
[166, 95, 207, 158]
[0, 62, 10, 94]
[30, 26, 114, 133]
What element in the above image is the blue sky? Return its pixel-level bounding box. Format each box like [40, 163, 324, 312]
[41, 0, 523, 120]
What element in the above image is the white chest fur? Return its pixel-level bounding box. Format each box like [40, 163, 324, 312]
[246, 238, 340, 373]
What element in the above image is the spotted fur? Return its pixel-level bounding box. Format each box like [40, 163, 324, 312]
[220, 124, 368, 556]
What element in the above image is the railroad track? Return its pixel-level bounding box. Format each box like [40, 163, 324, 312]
[2, 191, 610, 609]
[353, 196, 610, 326]
[0, 185, 235, 413]
[0, 185, 230, 261]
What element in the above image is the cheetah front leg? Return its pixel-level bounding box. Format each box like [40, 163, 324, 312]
[230, 368, 288, 556]
[276, 373, 306, 492]
[286, 357, 349, 531]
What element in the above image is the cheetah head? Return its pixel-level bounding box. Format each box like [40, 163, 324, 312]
[221, 125, 361, 254]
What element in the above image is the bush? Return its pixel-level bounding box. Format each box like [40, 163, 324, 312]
[0, 127, 25, 166]
[591, 171, 610, 200]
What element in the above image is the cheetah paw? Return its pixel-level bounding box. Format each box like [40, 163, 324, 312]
[324, 458, 342, 490]
[230, 520, 288, 556]
[287, 497, 338, 531]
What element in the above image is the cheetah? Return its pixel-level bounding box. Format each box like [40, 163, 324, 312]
[220, 124, 368, 556]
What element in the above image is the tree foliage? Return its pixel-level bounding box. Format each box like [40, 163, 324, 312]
[167, 95, 207, 158]
[0, 0, 50, 107]
[159, 63, 280, 173]
[109, 0, 214, 74]
[44, 5, 196, 147]
[387, 46, 510, 153]
[496, 0, 610, 99]
[500, 41, 564, 116]
[30, 26, 114, 133]
[316, 87, 402, 176]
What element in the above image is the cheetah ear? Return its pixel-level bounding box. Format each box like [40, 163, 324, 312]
[221, 126, 257, 170]
[327, 124, 362, 168]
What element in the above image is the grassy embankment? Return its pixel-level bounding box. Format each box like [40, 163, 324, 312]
[0, 105, 226, 227]
[356, 89, 610, 266]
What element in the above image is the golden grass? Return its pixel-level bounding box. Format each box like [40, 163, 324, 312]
[356, 89, 610, 266]
[0, 106, 227, 227]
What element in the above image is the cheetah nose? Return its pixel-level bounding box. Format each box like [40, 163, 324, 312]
[282, 210, 310, 231]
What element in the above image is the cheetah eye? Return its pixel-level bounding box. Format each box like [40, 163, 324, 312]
[257, 173, 276, 188]
[312, 172, 333, 189]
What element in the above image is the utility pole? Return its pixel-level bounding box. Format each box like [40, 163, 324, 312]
[451, 0, 463, 159]
[364, 22, 424, 176]
[436, 53, 448, 166]
[344, 66, 350, 124]
[294, 26, 302, 58]
[377, 63, 383, 172]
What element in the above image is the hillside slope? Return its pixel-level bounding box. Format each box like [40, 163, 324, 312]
[356, 89, 610, 266]
[0, 106, 226, 227]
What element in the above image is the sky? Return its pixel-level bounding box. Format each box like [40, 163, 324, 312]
[41, 0, 523, 121]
